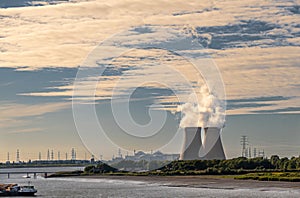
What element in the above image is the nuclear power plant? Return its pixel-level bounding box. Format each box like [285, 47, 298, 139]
[180, 127, 202, 160]
[180, 127, 226, 160]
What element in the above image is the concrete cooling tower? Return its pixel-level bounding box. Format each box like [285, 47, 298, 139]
[180, 127, 202, 160]
[180, 127, 226, 160]
[202, 127, 226, 160]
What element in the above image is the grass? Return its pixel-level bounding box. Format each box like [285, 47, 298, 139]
[47, 170, 83, 178]
[234, 172, 300, 182]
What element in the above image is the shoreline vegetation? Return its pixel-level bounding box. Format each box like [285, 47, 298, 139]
[47, 156, 300, 182]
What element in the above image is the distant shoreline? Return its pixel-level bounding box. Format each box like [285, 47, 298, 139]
[0, 164, 87, 169]
[74, 175, 300, 190]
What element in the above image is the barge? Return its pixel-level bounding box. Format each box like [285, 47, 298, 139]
[0, 183, 37, 196]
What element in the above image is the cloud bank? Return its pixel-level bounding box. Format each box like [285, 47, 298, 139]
[0, 0, 299, 115]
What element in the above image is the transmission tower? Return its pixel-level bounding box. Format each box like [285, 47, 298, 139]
[248, 146, 252, 158]
[240, 136, 248, 157]
[39, 152, 41, 160]
[258, 150, 265, 158]
[51, 150, 54, 160]
[7, 152, 10, 162]
[71, 148, 75, 160]
[118, 148, 122, 158]
[16, 149, 20, 163]
[245, 147, 248, 158]
[58, 151, 60, 160]
[47, 149, 50, 161]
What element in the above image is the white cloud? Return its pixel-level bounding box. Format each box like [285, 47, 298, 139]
[0, 0, 299, 114]
[1, 0, 298, 68]
[5, 127, 44, 134]
[0, 102, 69, 118]
[0, 102, 70, 134]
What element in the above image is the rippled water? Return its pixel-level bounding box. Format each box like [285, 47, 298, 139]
[1, 167, 300, 198]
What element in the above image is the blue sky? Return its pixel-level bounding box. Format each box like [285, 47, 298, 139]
[0, 0, 300, 162]
[0, 67, 299, 161]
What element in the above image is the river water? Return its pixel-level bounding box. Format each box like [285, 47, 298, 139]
[1, 167, 300, 197]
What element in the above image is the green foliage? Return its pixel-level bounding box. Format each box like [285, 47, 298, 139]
[111, 160, 168, 172]
[95, 163, 118, 173]
[159, 156, 300, 174]
[84, 165, 95, 173]
[234, 172, 300, 182]
[47, 170, 83, 178]
[83, 163, 118, 174]
[80, 156, 300, 180]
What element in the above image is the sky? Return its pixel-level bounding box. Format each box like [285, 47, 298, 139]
[0, 0, 300, 162]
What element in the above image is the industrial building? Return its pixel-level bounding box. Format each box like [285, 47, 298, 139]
[180, 127, 226, 160]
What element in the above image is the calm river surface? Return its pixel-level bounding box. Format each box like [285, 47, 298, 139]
[1, 167, 300, 197]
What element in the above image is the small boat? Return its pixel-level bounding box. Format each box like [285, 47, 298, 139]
[17, 185, 38, 196]
[0, 183, 37, 196]
[22, 175, 31, 178]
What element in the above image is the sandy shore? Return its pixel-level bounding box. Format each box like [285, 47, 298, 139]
[77, 175, 300, 190]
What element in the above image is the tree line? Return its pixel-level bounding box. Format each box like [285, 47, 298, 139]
[159, 155, 300, 175]
[83, 155, 300, 175]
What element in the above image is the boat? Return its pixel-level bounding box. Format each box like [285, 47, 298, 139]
[0, 183, 37, 196]
[17, 185, 37, 196]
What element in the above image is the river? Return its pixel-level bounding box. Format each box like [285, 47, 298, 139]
[1, 167, 300, 197]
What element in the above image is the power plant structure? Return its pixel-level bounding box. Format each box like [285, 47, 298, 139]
[180, 127, 226, 160]
[180, 127, 202, 160]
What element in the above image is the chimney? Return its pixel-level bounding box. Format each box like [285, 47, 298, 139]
[180, 127, 202, 160]
[202, 127, 226, 160]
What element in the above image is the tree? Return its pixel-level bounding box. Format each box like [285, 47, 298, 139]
[84, 165, 95, 173]
[270, 155, 280, 169]
[288, 158, 297, 170]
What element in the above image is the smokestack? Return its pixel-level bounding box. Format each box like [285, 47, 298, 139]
[180, 127, 202, 160]
[202, 127, 226, 160]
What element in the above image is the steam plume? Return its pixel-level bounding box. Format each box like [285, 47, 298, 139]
[178, 86, 225, 128]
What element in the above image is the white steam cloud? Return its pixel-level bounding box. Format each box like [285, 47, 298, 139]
[178, 86, 225, 128]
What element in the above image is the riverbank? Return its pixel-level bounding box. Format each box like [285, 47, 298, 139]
[3, 173, 299, 198]
[47, 160, 300, 183]
[0, 164, 88, 169]
[74, 175, 300, 190]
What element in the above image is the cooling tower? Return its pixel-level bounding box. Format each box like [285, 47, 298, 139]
[202, 127, 226, 160]
[180, 127, 202, 160]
